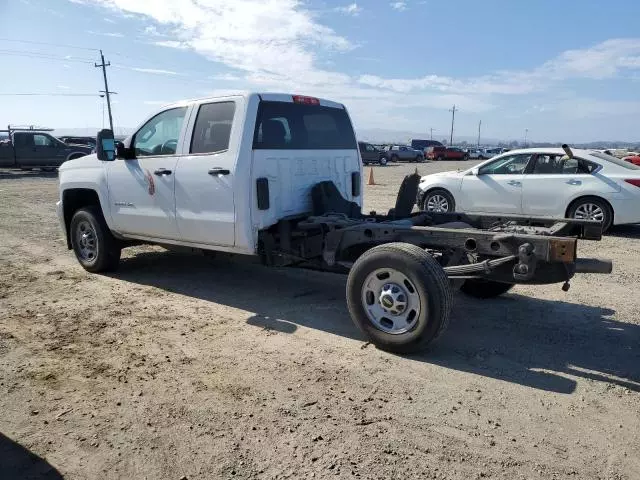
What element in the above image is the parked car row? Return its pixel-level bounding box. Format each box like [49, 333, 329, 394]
[0, 130, 94, 170]
[358, 142, 424, 165]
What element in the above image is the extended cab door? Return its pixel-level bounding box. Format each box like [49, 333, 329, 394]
[105, 106, 189, 239]
[174, 100, 238, 246]
[458, 153, 533, 214]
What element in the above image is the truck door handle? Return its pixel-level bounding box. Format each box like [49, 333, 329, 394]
[507, 180, 521, 186]
[153, 168, 172, 176]
[208, 168, 230, 176]
[566, 179, 581, 185]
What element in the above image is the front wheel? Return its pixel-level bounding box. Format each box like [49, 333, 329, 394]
[422, 189, 455, 213]
[70, 206, 121, 273]
[346, 243, 452, 353]
[567, 197, 613, 233]
[378, 156, 388, 166]
[460, 279, 514, 299]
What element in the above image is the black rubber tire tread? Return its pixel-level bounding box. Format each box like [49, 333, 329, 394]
[422, 188, 455, 212]
[566, 196, 613, 233]
[346, 242, 453, 353]
[70, 206, 121, 273]
[460, 279, 514, 299]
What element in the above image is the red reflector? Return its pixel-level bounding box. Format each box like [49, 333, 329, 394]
[292, 95, 320, 105]
[624, 179, 640, 187]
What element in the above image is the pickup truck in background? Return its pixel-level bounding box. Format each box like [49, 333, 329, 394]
[0, 130, 93, 170]
[56, 92, 612, 353]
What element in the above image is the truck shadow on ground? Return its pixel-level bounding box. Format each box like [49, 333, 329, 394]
[0, 433, 63, 479]
[609, 224, 640, 239]
[0, 169, 58, 180]
[114, 250, 640, 395]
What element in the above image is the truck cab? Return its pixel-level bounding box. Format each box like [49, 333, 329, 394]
[58, 92, 361, 255]
[0, 130, 92, 169]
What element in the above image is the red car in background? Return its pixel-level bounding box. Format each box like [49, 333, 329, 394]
[426, 146, 469, 161]
[623, 155, 640, 166]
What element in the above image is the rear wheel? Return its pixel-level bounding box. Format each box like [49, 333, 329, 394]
[460, 279, 514, 299]
[415, 155, 422, 163]
[567, 197, 613, 233]
[391, 155, 399, 162]
[70, 206, 121, 273]
[347, 243, 452, 353]
[379, 156, 388, 166]
[422, 189, 455, 213]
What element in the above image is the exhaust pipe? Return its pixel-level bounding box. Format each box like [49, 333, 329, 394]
[574, 258, 613, 274]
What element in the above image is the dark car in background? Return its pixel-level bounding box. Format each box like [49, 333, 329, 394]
[358, 141, 388, 165]
[0, 130, 93, 170]
[411, 139, 443, 156]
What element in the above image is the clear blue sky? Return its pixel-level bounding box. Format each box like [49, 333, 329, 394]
[1, 0, 639, 142]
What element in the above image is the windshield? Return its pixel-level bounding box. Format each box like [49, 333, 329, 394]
[590, 151, 640, 170]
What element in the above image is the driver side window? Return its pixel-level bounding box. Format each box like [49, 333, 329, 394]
[479, 154, 532, 175]
[134, 107, 187, 157]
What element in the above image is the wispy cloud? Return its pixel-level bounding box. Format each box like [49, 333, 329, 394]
[390, 2, 407, 11]
[210, 73, 243, 81]
[335, 3, 362, 16]
[57, 85, 70, 89]
[86, 29, 125, 38]
[129, 67, 181, 75]
[143, 100, 169, 105]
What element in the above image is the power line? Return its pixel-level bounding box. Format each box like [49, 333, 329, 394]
[0, 37, 98, 52]
[0, 49, 96, 64]
[0, 93, 102, 96]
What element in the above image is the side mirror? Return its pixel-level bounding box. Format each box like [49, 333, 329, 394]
[96, 129, 115, 161]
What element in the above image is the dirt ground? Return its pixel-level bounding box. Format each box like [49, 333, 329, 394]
[0, 161, 639, 480]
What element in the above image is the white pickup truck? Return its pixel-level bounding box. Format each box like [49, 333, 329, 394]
[57, 92, 612, 352]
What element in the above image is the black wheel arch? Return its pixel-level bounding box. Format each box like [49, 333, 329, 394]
[62, 188, 102, 249]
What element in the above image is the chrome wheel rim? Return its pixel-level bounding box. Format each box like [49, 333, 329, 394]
[75, 220, 98, 262]
[361, 268, 421, 335]
[574, 203, 605, 222]
[426, 194, 450, 212]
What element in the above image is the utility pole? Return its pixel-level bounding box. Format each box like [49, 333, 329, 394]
[95, 50, 114, 132]
[429, 127, 435, 140]
[449, 105, 457, 146]
[477, 120, 482, 147]
[524, 128, 529, 146]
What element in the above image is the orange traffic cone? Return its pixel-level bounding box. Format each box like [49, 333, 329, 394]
[367, 167, 375, 185]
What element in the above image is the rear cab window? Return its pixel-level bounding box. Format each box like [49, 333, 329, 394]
[253, 101, 356, 150]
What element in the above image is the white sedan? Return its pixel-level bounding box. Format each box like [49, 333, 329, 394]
[416, 147, 640, 231]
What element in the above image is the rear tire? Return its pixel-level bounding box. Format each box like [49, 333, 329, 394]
[460, 279, 514, 299]
[391, 155, 399, 163]
[346, 243, 452, 353]
[567, 196, 613, 233]
[70, 206, 121, 273]
[379, 157, 388, 166]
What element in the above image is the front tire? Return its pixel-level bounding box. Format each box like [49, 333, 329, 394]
[346, 243, 452, 353]
[422, 188, 455, 213]
[378, 156, 388, 166]
[460, 279, 514, 299]
[567, 197, 613, 233]
[70, 206, 121, 273]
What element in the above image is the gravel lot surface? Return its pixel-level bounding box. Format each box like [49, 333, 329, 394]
[1, 161, 639, 479]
